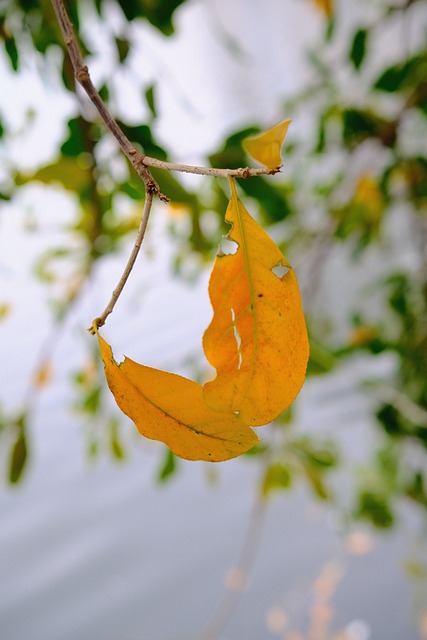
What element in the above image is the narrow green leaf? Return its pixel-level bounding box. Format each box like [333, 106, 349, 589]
[4, 36, 19, 71]
[145, 84, 157, 119]
[158, 448, 177, 483]
[350, 29, 367, 70]
[9, 422, 28, 484]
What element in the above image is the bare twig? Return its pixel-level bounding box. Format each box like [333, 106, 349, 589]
[141, 157, 281, 178]
[51, 0, 167, 200]
[88, 192, 154, 334]
[51, 0, 277, 330]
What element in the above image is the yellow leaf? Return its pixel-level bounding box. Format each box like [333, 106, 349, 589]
[33, 361, 53, 388]
[98, 334, 258, 462]
[242, 119, 291, 170]
[0, 302, 11, 321]
[311, 0, 333, 16]
[203, 178, 309, 426]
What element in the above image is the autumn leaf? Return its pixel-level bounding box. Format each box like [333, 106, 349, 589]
[242, 119, 291, 170]
[311, 0, 333, 17]
[98, 334, 258, 462]
[203, 178, 309, 426]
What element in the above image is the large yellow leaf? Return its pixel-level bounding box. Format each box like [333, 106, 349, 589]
[203, 178, 309, 426]
[242, 119, 291, 170]
[98, 334, 258, 462]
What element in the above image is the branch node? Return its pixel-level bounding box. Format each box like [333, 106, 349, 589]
[76, 65, 90, 82]
[88, 317, 104, 335]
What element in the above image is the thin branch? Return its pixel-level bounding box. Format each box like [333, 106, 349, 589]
[141, 156, 281, 178]
[51, 0, 279, 189]
[88, 192, 154, 334]
[51, 0, 165, 199]
[51, 0, 277, 331]
[200, 497, 267, 640]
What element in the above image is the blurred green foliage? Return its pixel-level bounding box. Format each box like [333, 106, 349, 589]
[0, 0, 426, 534]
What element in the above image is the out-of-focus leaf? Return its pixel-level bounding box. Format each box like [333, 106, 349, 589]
[4, 35, 19, 70]
[157, 448, 177, 482]
[342, 109, 397, 148]
[61, 118, 86, 157]
[203, 178, 309, 426]
[115, 36, 130, 63]
[115, 0, 186, 35]
[145, 84, 157, 119]
[8, 417, 28, 484]
[98, 334, 259, 462]
[118, 122, 168, 160]
[109, 418, 126, 460]
[262, 462, 292, 497]
[373, 53, 427, 97]
[15, 156, 91, 193]
[350, 28, 367, 70]
[356, 490, 394, 528]
[311, 0, 333, 17]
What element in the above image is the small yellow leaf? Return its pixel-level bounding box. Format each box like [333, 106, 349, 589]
[0, 303, 11, 321]
[311, 0, 333, 17]
[242, 119, 291, 170]
[203, 178, 309, 426]
[33, 361, 52, 388]
[98, 334, 258, 462]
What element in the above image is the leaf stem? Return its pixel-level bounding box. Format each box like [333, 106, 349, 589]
[88, 192, 154, 334]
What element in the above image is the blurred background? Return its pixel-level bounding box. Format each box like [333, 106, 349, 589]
[0, 0, 426, 638]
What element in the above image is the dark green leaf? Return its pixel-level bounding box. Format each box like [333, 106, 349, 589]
[373, 54, 427, 94]
[115, 36, 130, 63]
[116, 0, 186, 35]
[350, 28, 367, 70]
[61, 118, 85, 157]
[145, 84, 157, 119]
[118, 122, 168, 160]
[356, 491, 394, 528]
[4, 35, 19, 70]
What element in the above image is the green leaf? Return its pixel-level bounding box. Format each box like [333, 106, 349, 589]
[61, 118, 85, 157]
[4, 35, 19, 71]
[262, 463, 292, 497]
[110, 418, 126, 460]
[373, 54, 427, 95]
[356, 490, 394, 528]
[9, 418, 28, 484]
[115, 37, 130, 63]
[350, 28, 367, 70]
[115, 0, 187, 35]
[157, 448, 177, 483]
[145, 84, 157, 119]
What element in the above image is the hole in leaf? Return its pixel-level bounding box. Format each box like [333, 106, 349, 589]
[218, 236, 239, 257]
[271, 261, 290, 279]
[231, 308, 243, 370]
